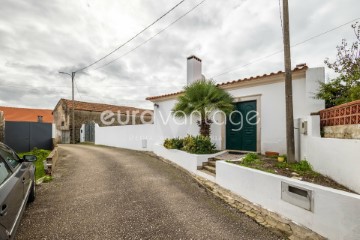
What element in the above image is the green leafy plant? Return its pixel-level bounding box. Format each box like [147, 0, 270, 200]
[43, 175, 53, 183]
[18, 148, 51, 180]
[292, 160, 313, 172]
[172, 79, 234, 137]
[163, 138, 183, 149]
[163, 135, 216, 154]
[241, 153, 260, 165]
[275, 160, 313, 173]
[182, 135, 216, 154]
[315, 23, 360, 107]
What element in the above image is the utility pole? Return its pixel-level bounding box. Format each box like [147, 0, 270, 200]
[59, 71, 76, 144]
[282, 0, 296, 163]
[71, 72, 76, 144]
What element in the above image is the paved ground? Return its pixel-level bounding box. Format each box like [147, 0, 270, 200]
[16, 144, 283, 240]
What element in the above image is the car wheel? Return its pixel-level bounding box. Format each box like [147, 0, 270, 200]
[28, 178, 36, 203]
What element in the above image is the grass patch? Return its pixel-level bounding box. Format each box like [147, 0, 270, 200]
[241, 152, 260, 165]
[275, 160, 315, 174]
[18, 148, 51, 180]
[43, 175, 53, 183]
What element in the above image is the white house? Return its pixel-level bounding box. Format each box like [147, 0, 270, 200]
[145, 55, 325, 156]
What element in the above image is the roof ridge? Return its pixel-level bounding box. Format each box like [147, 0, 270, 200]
[0, 106, 52, 111]
[58, 99, 152, 112]
[146, 64, 308, 101]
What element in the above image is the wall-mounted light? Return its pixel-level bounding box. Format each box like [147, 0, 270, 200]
[154, 103, 159, 108]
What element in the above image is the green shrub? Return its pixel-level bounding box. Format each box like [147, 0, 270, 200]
[242, 153, 260, 165]
[275, 160, 313, 173]
[182, 135, 216, 154]
[163, 137, 184, 149]
[163, 135, 216, 154]
[293, 160, 312, 172]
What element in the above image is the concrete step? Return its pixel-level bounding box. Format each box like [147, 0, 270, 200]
[202, 160, 216, 167]
[208, 160, 216, 167]
[203, 165, 216, 174]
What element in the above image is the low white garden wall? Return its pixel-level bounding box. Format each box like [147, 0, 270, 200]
[95, 124, 155, 151]
[216, 161, 360, 240]
[301, 116, 360, 193]
[153, 144, 224, 174]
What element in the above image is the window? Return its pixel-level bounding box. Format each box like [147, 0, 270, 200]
[38, 115, 43, 123]
[61, 121, 65, 126]
[0, 159, 11, 185]
[0, 147, 20, 169]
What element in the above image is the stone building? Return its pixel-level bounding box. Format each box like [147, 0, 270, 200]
[53, 99, 153, 144]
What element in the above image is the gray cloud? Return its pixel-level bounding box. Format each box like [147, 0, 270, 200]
[0, 0, 359, 110]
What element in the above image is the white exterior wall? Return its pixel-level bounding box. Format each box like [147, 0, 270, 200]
[80, 124, 85, 143]
[52, 123, 56, 138]
[95, 124, 155, 151]
[301, 115, 360, 193]
[216, 161, 360, 240]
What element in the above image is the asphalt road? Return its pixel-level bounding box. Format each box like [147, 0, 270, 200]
[16, 144, 283, 240]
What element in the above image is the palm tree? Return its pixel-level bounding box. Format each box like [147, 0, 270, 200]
[172, 79, 234, 137]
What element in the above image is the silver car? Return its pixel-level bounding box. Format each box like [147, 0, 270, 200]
[0, 142, 37, 240]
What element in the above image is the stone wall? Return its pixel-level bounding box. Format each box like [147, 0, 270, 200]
[0, 111, 4, 142]
[319, 100, 360, 139]
[324, 124, 360, 139]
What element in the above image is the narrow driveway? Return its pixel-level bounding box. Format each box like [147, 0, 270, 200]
[16, 145, 282, 240]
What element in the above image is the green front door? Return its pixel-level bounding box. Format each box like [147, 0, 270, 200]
[226, 100, 257, 151]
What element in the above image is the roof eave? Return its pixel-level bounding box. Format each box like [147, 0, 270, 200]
[146, 66, 308, 102]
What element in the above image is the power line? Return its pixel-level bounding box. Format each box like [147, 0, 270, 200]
[278, 0, 283, 34]
[74, 80, 83, 100]
[94, 0, 208, 71]
[211, 17, 360, 79]
[0, 84, 148, 102]
[76, 0, 187, 72]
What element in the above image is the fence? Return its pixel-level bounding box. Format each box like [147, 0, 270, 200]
[320, 100, 360, 127]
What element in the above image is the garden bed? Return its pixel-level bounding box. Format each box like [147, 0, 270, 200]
[228, 154, 355, 194]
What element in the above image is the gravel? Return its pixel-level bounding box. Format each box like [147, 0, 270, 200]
[15, 144, 284, 240]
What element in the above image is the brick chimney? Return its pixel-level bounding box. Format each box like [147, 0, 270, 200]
[187, 55, 202, 85]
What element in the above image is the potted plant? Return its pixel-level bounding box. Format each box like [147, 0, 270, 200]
[278, 154, 287, 162]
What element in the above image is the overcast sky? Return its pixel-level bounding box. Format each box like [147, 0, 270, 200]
[0, 0, 359, 110]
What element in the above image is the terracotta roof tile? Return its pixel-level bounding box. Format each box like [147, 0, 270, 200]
[0, 106, 53, 123]
[57, 99, 152, 115]
[146, 64, 308, 101]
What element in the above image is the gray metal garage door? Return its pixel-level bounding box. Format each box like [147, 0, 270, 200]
[4, 121, 52, 152]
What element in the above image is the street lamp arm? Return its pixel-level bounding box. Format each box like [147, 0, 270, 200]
[59, 71, 72, 77]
